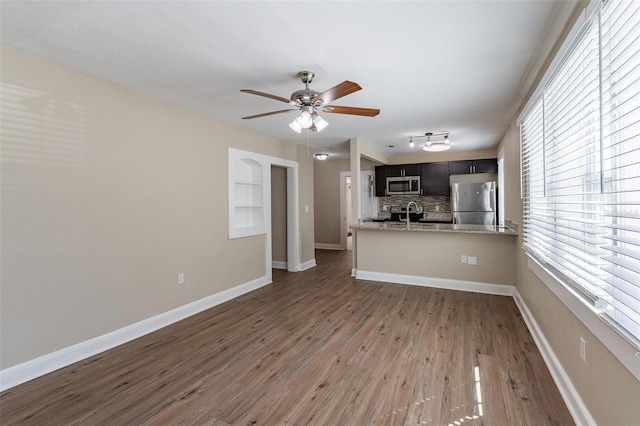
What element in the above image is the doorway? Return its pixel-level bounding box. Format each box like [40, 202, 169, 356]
[346, 176, 352, 250]
[271, 166, 288, 269]
[340, 170, 377, 251]
[340, 172, 351, 250]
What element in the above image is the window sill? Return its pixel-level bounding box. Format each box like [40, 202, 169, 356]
[527, 253, 640, 381]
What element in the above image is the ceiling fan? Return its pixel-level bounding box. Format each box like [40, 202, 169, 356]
[240, 71, 380, 133]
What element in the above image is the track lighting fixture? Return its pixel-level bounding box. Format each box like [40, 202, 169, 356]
[408, 131, 452, 152]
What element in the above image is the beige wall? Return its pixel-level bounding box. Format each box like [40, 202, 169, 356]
[388, 148, 497, 165]
[314, 159, 350, 246]
[0, 46, 310, 369]
[297, 145, 315, 264]
[357, 230, 516, 285]
[270, 166, 287, 263]
[361, 157, 377, 171]
[313, 155, 378, 247]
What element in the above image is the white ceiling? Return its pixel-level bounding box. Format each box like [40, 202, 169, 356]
[0, 1, 578, 159]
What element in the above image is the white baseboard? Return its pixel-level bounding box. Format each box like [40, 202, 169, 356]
[271, 260, 287, 270]
[513, 289, 596, 426]
[298, 258, 317, 271]
[355, 270, 515, 296]
[314, 243, 343, 250]
[0, 274, 272, 392]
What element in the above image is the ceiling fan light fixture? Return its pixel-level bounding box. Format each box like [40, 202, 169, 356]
[444, 134, 451, 146]
[289, 118, 302, 133]
[409, 137, 415, 148]
[296, 109, 313, 129]
[241, 71, 379, 133]
[313, 114, 329, 132]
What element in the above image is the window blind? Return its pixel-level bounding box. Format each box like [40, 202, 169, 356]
[520, 0, 640, 346]
[599, 0, 640, 341]
[498, 150, 505, 226]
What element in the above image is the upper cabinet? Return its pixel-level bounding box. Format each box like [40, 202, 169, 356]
[374, 166, 387, 197]
[449, 158, 498, 174]
[375, 164, 422, 196]
[386, 163, 421, 177]
[421, 162, 450, 196]
[374, 158, 497, 197]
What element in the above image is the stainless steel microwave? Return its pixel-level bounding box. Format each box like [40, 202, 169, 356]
[386, 176, 421, 195]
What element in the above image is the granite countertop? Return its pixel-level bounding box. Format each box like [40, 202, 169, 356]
[352, 221, 518, 236]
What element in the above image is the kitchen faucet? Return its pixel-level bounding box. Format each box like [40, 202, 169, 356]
[406, 201, 422, 228]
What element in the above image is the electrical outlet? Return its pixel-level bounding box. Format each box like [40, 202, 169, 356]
[435, 205, 440, 212]
[461, 255, 468, 264]
[383, 205, 389, 211]
[468, 256, 477, 265]
[304, 205, 309, 213]
[580, 337, 586, 362]
[178, 273, 185, 285]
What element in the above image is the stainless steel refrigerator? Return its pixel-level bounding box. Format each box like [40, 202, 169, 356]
[451, 181, 496, 225]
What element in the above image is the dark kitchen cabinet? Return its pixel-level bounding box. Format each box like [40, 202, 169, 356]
[449, 158, 498, 174]
[386, 163, 421, 177]
[375, 166, 387, 197]
[421, 162, 450, 196]
[474, 158, 499, 173]
[449, 160, 473, 175]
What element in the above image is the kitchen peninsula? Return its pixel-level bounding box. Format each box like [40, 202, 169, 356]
[352, 220, 518, 294]
[353, 221, 517, 235]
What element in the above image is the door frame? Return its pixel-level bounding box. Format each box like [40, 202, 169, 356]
[339, 171, 350, 250]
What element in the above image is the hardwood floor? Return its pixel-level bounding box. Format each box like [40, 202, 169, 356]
[0, 249, 573, 425]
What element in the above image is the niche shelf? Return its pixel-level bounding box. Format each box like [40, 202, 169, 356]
[229, 152, 267, 239]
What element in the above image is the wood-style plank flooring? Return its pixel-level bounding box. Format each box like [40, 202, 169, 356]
[0, 249, 573, 425]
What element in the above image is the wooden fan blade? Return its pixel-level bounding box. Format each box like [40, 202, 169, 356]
[322, 105, 380, 117]
[242, 109, 297, 119]
[240, 89, 293, 104]
[312, 81, 361, 105]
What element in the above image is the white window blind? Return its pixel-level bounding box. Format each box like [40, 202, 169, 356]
[497, 149, 505, 227]
[599, 0, 640, 342]
[520, 0, 640, 346]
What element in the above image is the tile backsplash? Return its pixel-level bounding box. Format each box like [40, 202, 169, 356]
[377, 195, 451, 217]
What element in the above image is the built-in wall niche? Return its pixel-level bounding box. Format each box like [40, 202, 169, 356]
[234, 159, 263, 226]
[229, 150, 268, 239]
[228, 147, 300, 272]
